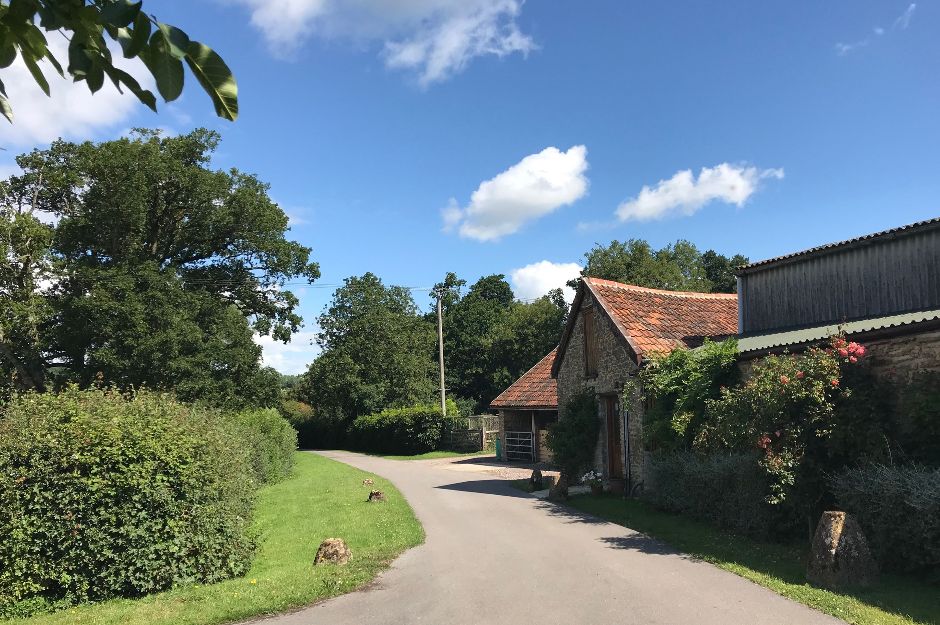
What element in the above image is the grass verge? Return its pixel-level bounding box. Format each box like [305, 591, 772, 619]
[379, 450, 491, 460]
[6, 452, 423, 625]
[567, 495, 938, 625]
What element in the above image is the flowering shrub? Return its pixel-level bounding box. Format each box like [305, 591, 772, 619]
[698, 336, 864, 505]
[581, 470, 603, 487]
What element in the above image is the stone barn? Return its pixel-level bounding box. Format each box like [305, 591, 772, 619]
[490, 348, 558, 463]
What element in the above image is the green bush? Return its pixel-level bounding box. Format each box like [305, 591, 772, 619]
[0, 387, 257, 617]
[641, 339, 739, 451]
[547, 389, 600, 479]
[348, 404, 444, 454]
[236, 408, 297, 485]
[644, 451, 799, 539]
[830, 464, 940, 576]
[896, 372, 940, 465]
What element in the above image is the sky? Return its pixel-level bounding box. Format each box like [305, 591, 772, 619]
[2, 1, 938, 374]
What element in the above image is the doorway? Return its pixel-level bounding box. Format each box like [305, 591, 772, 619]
[604, 395, 623, 478]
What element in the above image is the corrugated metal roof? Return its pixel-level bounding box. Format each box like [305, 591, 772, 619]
[737, 309, 940, 353]
[737, 217, 940, 275]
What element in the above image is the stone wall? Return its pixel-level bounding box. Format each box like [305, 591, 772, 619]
[555, 292, 644, 488]
[864, 327, 940, 382]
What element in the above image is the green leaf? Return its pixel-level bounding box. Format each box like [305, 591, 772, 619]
[184, 40, 238, 121]
[118, 11, 151, 59]
[22, 54, 50, 97]
[100, 0, 142, 28]
[68, 41, 92, 79]
[0, 94, 13, 122]
[103, 65, 157, 112]
[0, 44, 16, 69]
[87, 57, 105, 93]
[141, 33, 183, 102]
[37, 4, 66, 29]
[157, 22, 190, 60]
[44, 49, 64, 77]
[17, 24, 48, 60]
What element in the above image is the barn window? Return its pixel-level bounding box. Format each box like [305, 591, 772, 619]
[583, 306, 598, 378]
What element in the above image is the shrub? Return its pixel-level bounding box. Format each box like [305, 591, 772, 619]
[236, 408, 297, 485]
[644, 451, 799, 539]
[547, 389, 600, 479]
[641, 339, 739, 451]
[830, 464, 940, 576]
[896, 371, 940, 465]
[278, 399, 318, 448]
[0, 387, 257, 617]
[348, 404, 444, 454]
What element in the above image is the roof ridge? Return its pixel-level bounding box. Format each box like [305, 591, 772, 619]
[584, 277, 738, 299]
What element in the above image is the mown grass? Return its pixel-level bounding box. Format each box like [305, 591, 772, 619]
[568, 495, 939, 625]
[379, 450, 490, 460]
[6, 452, 423, 625]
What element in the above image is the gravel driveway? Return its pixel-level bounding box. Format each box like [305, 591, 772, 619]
[248, 450, 843, 625]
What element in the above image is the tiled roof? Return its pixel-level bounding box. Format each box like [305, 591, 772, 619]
[584, 278, 738, 359]
[736, 217, 940, 274]
[490, 348, 558, 410]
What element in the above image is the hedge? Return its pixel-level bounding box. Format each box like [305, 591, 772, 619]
[830, 464, 940, 576]
[236, 408, 297, 485]
[348, 405, 443, 454]
[644, 451, 800, 539]
[0, 388, 257, 618]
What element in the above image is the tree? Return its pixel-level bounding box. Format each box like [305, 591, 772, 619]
[299, 273, 436, 421]
[0, 129, 318, 405]
[0, 0, 237, 123]
[569, 238, 748, 294]
[490, 291, 567, 392]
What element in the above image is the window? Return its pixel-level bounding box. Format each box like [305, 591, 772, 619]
[583, 306, 598, 377]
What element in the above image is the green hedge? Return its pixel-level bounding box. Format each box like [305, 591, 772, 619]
[547, 389, 601, 479]
[236, 408, 297, 485]
[644, 451, 799, 539]
[348, 405, 443, 454]
[830, 464, 940, 576]
[0, 388, 257, 618]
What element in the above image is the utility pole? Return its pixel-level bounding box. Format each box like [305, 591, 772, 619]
[436, 288, 447, 416]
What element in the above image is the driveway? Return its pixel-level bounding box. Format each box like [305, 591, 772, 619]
[251, 450, 843, 625]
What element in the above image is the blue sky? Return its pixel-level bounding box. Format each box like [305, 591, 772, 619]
[2, 1, 938, 373]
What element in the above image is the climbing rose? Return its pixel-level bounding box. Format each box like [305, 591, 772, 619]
[838, 348, 849, 357]
[780, 375, 789, 384]
[831, 379, 839, 387]
[849, 356, 858, 363]
[796, 371, 804, 379]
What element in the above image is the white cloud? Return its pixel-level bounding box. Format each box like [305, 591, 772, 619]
[254, 330, 320, 375]
[229, 0, 534, 85]
[510, 260, 582, 303]
[616, 163, 783, 223]
[2, 39, 151, 148]
[443, 145, 589, 242]
[837, 3, 915, 56]
[894, 3, 916, 29]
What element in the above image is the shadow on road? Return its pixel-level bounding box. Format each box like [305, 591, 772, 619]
[435, 479, 534, 498]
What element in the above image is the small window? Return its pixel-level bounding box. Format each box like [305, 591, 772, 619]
[583, 307, 598, 377]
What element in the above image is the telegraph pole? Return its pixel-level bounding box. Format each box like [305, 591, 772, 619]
[436, 288, 446, 416]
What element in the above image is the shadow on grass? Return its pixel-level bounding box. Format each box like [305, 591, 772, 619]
[567, 495, 939, 625]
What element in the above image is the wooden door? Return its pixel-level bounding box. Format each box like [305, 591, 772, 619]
[605, 396, 623, 477]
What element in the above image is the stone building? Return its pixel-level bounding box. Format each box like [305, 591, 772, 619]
[550, 278, 738, 493]
[736, 217, 940, 381]
[490, 348, 558, 463]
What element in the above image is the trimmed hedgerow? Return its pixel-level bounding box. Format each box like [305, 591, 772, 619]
[348, 404, 444, 454]
[644, 451, 800, 539]
[236, 408, 297, 485]
[830, 464, 940, 576]
[0, 387, 257, 618]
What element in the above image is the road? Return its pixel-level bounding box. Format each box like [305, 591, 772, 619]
[250, 450, 843, 625]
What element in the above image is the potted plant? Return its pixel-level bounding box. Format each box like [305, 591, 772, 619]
[582, 470, 603, 495]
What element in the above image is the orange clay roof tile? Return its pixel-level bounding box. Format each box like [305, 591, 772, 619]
[489, 348, 558, 410]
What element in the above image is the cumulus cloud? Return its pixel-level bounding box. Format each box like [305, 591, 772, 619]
[510, 260, 582, 303]
[615, 163, 783, 223]
[229, 0, 534, 85]
[254, 330, 320, 375]
[2, 39, 151, 148]
[443, 145, 589, 242]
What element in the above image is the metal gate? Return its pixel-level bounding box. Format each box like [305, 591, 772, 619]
[504, 431, 534, 461]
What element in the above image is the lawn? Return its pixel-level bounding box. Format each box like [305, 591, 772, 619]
[567, 495, 939, 625]
[5, 452, 423, 625]
[379, 450, 491, 460]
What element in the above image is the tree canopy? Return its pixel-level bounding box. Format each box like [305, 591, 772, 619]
[569, 239, 747, 294]
[0, 128, 318, 405]
[0, 0, 237, 123]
